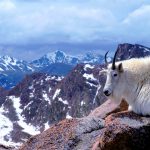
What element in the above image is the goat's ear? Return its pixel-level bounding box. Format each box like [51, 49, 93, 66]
[99, 69, 107, 75]
[118, 63, 123, 72]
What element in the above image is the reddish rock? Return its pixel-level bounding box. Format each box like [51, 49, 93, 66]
[19, 99, 150, 150]
[92, 111, 150, 150]
[19, 119, 77, 150]
[19, 117, 104, 150]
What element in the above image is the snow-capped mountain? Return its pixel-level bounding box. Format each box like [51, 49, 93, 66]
[1, 43, 150, 89]
[0, 56, 34, 89]
[0, 51, 104, 89]
[80, 52, 104, 64]
[0, 55, 33, 72]
[30, 50, 104, 76]
[30, 50, 104, 68]
[31, 51, 80, 68]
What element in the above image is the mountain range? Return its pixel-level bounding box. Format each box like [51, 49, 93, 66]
[0, 51, 104, 89]
[0, 64, 106, 147]
[0, 43, 150, 147]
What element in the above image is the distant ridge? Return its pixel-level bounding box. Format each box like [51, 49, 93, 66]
[0, 50, 104, 89]
[0, 44, 150, 89]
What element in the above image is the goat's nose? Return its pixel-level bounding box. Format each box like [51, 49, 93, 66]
[103, 90, 111, 96]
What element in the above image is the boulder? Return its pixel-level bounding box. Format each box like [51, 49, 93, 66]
[19, 117, 104, 150]
[92, 111, 150, 150]
[19, 100, 150, 150]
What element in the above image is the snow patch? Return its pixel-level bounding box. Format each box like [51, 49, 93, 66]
[58, 97, 68, 105]
[53, 89, 61, 100]
[84, 64, 94, 71]
[49, 87, 52, 92]
[27, 66, 34, 71]
[66, 112, 72, 119]
[86, 81, 97, 87]
[0, 106, 14, 146]
[45, 75, 63, 82]
[144, 47, 150, 52]
[29, 92, 34, 98]
[29, 85, 33, 90]
[24, 101, 33, 110]
[40, 80, 44, 85]
[44, 122, 49, 130]
[0, 67, 4, 71]
[9, 96, 40, 135]
[45, 76, 51, 81]
[93, 84, 101, 104]
[139, 46, 150, 52]
[81, 101, 86, 106]
[57, 76, 64, 81]
[83, 73, 97, 81]
[43, 91, 51, 105]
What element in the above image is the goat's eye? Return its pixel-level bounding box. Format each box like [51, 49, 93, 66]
[113, 73, 118, 77]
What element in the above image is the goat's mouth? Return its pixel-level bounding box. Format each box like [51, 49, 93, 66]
[105, 93, 111, 97]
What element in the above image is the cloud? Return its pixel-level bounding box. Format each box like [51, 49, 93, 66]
[123, 5, 150, 24]
[0, 1, 117, 44]
[0, 0, 150, 59]
[0, 0, 16, 11]
[0, 0, 147, 45]
[120, 4, 150, 42]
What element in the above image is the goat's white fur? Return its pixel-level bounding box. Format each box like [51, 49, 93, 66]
[106, 57, 150, 115]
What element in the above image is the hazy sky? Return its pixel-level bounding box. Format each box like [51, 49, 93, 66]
[0, 0, 150, 60]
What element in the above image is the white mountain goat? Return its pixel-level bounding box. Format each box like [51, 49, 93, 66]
[101, 50, 150, 115]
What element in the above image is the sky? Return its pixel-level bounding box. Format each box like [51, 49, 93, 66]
[0, 0, 150, 60]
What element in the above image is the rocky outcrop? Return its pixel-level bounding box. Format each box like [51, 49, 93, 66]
[0, 64, 107, 146]
[92, 111, 150, 150]
[19, 100, 126, 150]
[0, 73, 64, 146]
[20, 99, 150, 150]
[20, 117, 104, 150]
[116, 43, 150, 61]
[55, 63, 106, 118]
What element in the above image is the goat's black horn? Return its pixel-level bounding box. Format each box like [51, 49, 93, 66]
[105, 51, 109, 65]
[112, 50, 118, 70]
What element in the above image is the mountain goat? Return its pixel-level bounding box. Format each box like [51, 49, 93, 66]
[102, 50, 150, 115]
